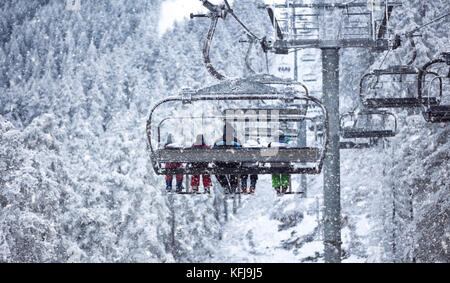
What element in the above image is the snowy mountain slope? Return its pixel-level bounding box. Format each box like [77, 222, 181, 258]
[0, 0, 177, 262]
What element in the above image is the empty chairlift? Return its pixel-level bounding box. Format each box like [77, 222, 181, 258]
[360, 65, 440, 108]
[340, 110, 398, 140]
[420, 52, 450, 123]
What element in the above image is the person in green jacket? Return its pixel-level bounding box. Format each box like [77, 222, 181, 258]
[270, 134, 291, 195]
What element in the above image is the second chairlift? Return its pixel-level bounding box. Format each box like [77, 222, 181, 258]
[340, 110, 398, 139]
[420, 52, 450, 123]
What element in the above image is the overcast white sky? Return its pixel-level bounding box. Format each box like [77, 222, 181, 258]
[159, 0, 285, 35]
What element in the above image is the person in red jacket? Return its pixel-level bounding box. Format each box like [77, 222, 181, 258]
[190, 134, 212, 194]
[164, 134, 184, 193]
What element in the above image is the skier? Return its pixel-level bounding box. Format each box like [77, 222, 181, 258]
[164, 134, 184, 193]
[214, 123, 242, 194]
[190, 134, 212, 194]
[269, 134, 291, 195]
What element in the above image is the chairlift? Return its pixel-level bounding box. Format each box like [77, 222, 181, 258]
[147, 76, 328, 176]
[360, 65, 439, 108]
[420, 52, 450, 123]
[340, 110, 398, 139]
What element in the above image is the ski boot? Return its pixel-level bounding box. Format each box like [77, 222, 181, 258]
[274, 187, 281, 196]
[241, 187, 247, 195]
[175, 180, 184, 194]
[204, 187, 211, 194]
[250, 179, 257, 195]
[166, 180, 173, 193]
[281, 186, 288, 194]
[225, 186, 234, 195]
[190, 186, 199, 194]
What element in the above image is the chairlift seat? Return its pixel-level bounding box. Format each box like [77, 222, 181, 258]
[365, 97, 439, 108]
[341, 129, 396, 139]
[153, 147, 321, 175]
[155, 147, 320, 164]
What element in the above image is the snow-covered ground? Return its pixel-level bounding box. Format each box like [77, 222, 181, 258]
[207, 175, 324, 262]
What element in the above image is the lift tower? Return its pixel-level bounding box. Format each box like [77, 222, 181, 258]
[260, 0, 401, 262]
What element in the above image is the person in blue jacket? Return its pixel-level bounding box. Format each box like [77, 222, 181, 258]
[214, 123, 242, 194]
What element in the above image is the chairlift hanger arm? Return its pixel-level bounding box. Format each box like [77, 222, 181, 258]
[240, 35, 257, 74]
[192, 0, 264, 80]
[203, 15, 226, 80]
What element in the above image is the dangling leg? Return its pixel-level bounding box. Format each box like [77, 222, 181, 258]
[250, 175, 258, 194]
[203, 174, 212, 194]
[216, 175, 231, 194]
[272, 174, 281, 195]
[241, 175, 248, 194]
[229, 175, 239, 194]
[176, 174, 184, 193]
[191, 174, 200, 193]
[281, 174, 290, 194]
[166, 174, 173, 192]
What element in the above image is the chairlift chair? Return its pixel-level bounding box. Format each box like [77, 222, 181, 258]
[360, 65, 440, 108]
[420, 52, 450, 123]
[147, 77, 328, 176]
[340, 110, 398, 139]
